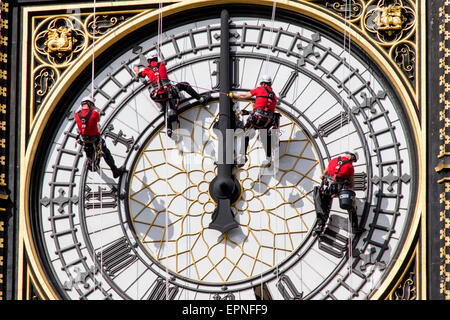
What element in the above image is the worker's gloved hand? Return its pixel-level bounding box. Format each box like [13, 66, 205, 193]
[227, 92, 233, 99]
[76, 134, 83, 145]
[240, 110, 250, 115]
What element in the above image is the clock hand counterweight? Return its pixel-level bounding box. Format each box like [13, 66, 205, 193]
[208, 9, 241, 234]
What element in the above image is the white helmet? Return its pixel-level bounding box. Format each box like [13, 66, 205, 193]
[147, 51, 158, 61]
[259, 75, 272, 84]
[345, 150, 359, 162]
[81, 96, 95, 105]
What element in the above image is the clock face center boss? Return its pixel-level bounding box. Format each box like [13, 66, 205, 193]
[127, 103, 318, 284]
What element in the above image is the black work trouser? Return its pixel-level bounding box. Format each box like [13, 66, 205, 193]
[314, 188, 358, 229]
[175, 82, 201, 100]
[83, 136, 118, 172]
[314, 186, 332, 224]
[243, 128, 272, 159]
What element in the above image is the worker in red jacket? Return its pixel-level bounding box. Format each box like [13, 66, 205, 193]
[313, 151, 361, 235]
[229, 75, 279, 167]
[74, 96, 125, 178]
[133, 52, 207, 136]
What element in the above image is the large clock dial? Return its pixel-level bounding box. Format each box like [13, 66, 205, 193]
[34, 7, 417, 300]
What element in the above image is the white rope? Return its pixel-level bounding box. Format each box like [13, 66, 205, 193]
[89, 0, 99, 294]
[341, 0, 354, 285]
[269, 0, 277, 284]
[262, 0, 277, 78]
[91, 0, 96, 98]
[155, 0, 170, 300]
[258, 0, 278, 300]
[99, 185, 104, 296]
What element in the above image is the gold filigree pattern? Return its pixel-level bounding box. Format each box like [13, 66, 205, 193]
[364, 0, 415, 44]
[308, 0, 418, 91]
[391, 41, 415, 83]
[29, 9, 138, 130]
[84, 13, 130, 39]
[386, 255, 417, 300]
[34, 66, 59, 106]
[35, 16, 87, 67]
[325, 0, 364, 20]
[128, 104, 319, 283]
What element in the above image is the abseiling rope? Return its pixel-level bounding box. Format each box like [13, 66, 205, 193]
[155, 0, 171, 300]
[340, 0, 355, 283]
[257, 0, 278, 299]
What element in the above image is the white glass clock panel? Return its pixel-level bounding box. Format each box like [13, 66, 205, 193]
[37, 13, 415, 300]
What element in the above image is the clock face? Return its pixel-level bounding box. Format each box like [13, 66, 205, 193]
[35, 10, 417, 300]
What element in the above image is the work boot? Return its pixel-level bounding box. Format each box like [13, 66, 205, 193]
[103, 144, 123, 178]
[113, 166, 126, 178]
[313, 220, 325, 235]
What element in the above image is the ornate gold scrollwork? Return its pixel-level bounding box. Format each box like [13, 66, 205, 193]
[388, 271, 417, 300]
[29, 10, 135, 126]
[45, 27, 76, 58]
[325, 0, 364, 20]
[364, 0, 415, 44]
[34, 16, 87, 68]
[374, 5, 405, 34]
[84, 13, 129, 39]
[34, 65, 59, 106]
[391, 41, 415, 81]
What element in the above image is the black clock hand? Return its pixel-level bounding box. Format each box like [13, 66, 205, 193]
[209, 9, 241, 234]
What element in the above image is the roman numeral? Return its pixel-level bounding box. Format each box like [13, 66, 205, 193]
[318, 228, 349, 258]
[318, 216, 350, 258]
[278, 70, 298, 100]
[253, 282, 272, 300]
[354, 172, 367, 191]
[314, 111, 349, 138]
[276, 274, 303, 300]
[96, 237, 137, 278]
[147, 277, 179, 300]
[212, 292, 235, 300]
[240, 23, 247, 48]
[84, 185, 118, 209]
